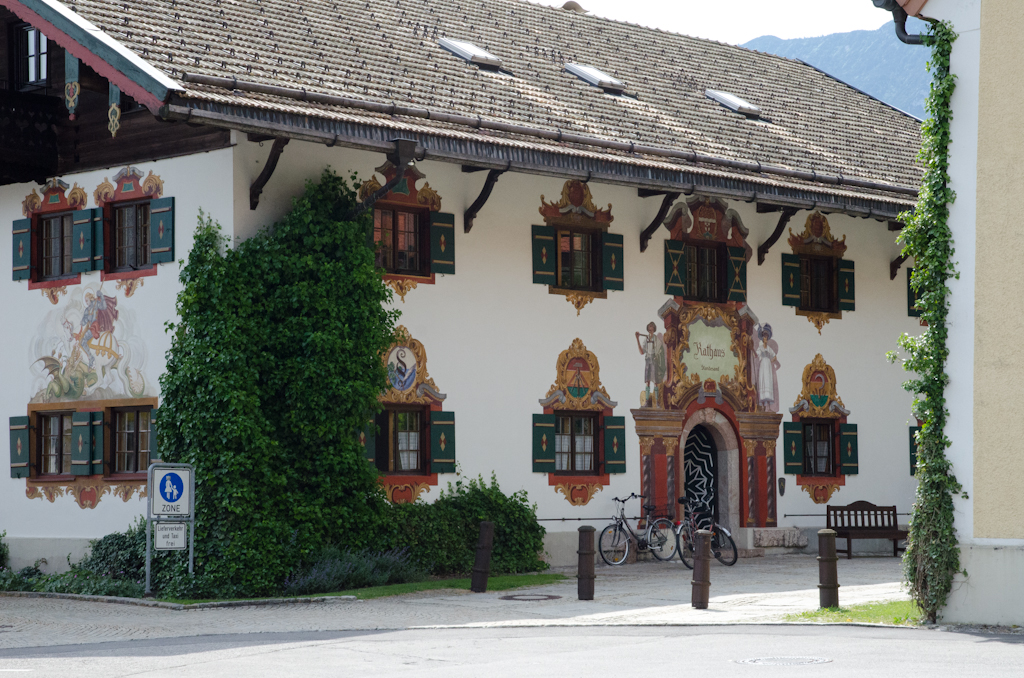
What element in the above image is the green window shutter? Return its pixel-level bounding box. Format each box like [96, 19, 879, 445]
[532, 225, 557, 285]
[91, 412, 105, 475]
[664, 240, 687, 296]
[532, 413, 556, 472]
[429, 212, 456, 275]
[150, 407, 162, 464]
[603, 415, 626, 474]
[602, 232, 624, 291]
[71, 412, 92, 476]
[360, 417, 376, 464]
[783, 422, 803, 474]
[907, 267, 922, 318]
[150, 197, 175, 264]
[71, 209, 94, 274]
[12, 219, 31, 281]
[727, 246, 747, 303]
[430, 411, 456, 474]
[840, 423, 858, 475]
[9, 416, 30, 479]
[781, 253, 801, 307]
[91, 208, 105, 271]
[909, 425, 920, 476]
[838, 259, 855, 311]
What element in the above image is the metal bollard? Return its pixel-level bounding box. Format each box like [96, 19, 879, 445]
[691, 529, 712, 609]
[817, 528, 840, 608]
[470, 521, 494, 593]
[577, 526, 595, 600]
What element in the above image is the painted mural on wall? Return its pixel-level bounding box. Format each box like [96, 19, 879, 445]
[752, 323, 781, 412]
[28, 283, 152, 403]
[635, 322, 667, 407]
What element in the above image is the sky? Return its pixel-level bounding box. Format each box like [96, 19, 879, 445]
[533, 0, 892, 45]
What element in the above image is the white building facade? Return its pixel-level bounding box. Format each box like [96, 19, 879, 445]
[2, 0, 924, 570]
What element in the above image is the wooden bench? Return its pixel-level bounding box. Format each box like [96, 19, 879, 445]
[826, 501, 908, 559]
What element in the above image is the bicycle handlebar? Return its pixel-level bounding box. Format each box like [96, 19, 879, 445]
[612, 493, 645, 503]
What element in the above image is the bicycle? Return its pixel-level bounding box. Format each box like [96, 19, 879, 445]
[598, 493, 677, 565]
[674, 498, 738, 568]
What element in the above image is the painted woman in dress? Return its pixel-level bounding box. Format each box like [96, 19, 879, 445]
[754, 323, 780, 411]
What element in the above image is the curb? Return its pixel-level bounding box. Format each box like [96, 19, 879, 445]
[0, 591, 357, 611]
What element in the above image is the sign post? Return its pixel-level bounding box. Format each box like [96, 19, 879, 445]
[146, 463, 195, 596]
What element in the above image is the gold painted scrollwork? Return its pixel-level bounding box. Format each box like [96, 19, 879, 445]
[386, 278, 418, 302]
[669, 303, 753, 410]
[554, 482, 604, 506]
[379, 325, 442, 406]
[801, 483, 841, 505]
[544, 338, 613, 412]
[792, 353, 846, 419]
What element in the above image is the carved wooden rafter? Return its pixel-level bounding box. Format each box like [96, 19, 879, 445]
[890, 253, 909, 280]
[639, 191, 680, 252]
[463, 167, 507, 233]
[757, 207, 798, 265]
[249, 137, 289, 210]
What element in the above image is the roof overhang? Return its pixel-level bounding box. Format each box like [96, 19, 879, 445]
[1, 0, 182, 111]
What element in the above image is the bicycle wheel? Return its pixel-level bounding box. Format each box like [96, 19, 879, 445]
[598, 524, 630, 566]
[648, 518, 678, 561]
[677, 526, 694, 569]
[712, 527, 738, 566]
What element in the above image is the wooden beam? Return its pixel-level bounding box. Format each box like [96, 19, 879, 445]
[757, 207, 798, 265]
[461, 165, 490, 173]
[464, 169, 505, 233]
[756, 203, 784, 213]
[890, 253, 909, 280]
[888, 220, 905, 231]
[639, 192, 680, 253]
[249, 137, 289, 210]
[638, 188, 672, 198]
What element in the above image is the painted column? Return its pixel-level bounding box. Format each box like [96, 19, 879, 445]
[631, 409, 685, 520]
[736, 411, 783, 527]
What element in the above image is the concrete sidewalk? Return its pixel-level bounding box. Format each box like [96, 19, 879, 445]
[0, 555, 908, 650]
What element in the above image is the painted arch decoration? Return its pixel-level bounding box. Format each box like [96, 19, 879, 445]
[363, 326, 453, 504]
[784, 353, 857, 505]
[534, 338, 621, 506]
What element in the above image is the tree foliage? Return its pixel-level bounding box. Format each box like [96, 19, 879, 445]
[158, 169, 398, 597]
[891, 21, 962, 623]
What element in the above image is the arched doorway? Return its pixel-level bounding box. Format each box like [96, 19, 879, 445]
[684, 425, 717, 530]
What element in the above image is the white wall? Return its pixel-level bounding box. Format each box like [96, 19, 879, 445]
[0, 134, 924, 567]
[0, 149, 234, 569]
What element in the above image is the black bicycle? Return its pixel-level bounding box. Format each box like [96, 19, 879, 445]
[674, 498, 738, 568]
[598, 493, 677, 565]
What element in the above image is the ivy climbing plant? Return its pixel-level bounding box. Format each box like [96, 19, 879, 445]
[158, 170, 398, 597]
[891, 21, 961, 623]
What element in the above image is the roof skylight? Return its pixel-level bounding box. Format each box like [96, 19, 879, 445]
[565, 63, 625, 95]
[438, 38, 503, 70]
[705, 89, 761, 119]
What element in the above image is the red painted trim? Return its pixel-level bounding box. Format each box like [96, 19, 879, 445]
[383, 272, 436, 285]
[101, 266, 157, 282]
[382, 473, 438, 486]
[28, 275, 80, 290]
[3, 0, 165, 112]
[795, 474, 845, 486]
[547, 473, 611, 485]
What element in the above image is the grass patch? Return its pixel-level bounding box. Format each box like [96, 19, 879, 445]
[785, 599, 923, 626]
[161, 573, 566, 605]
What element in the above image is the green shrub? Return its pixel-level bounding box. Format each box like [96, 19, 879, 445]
[158, 170, 398, 597]
[34, 569, 145, 598]
[283, 546, 426, 595]
[391, 475, 547, 576]
[0, 530, 8, 569]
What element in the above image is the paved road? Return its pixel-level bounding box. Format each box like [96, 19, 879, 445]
[0, 626, 1022, 677]
[0, 557, 907, 650]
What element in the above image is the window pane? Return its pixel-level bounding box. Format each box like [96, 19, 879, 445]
[685, 246, 698, 297]
[116, 206, 137, 269]
[62, 215, 72, 275]
[138, 204, 151, 266]
[555, 416, 571, 471]
[61, 414, 72, 474]
[374, 209, 393, 270]
[139, 410, 151, 470]
[559, 232, 571, 287]
[394, 411, 420, 471]
[396, 212, 419, 272]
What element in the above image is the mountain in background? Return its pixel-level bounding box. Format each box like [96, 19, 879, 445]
[742, 18, 930, 120]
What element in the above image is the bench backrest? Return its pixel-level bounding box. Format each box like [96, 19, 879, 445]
[826, 501, 898, 530]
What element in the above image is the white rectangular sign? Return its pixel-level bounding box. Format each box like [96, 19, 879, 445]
[151, 467, 192, 518]
[154, 522, 187, 550]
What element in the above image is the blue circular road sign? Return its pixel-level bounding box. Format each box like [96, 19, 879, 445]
[160, 472, 184, 503]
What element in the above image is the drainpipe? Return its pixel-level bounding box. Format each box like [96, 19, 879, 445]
[871, 0, 926, 45]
